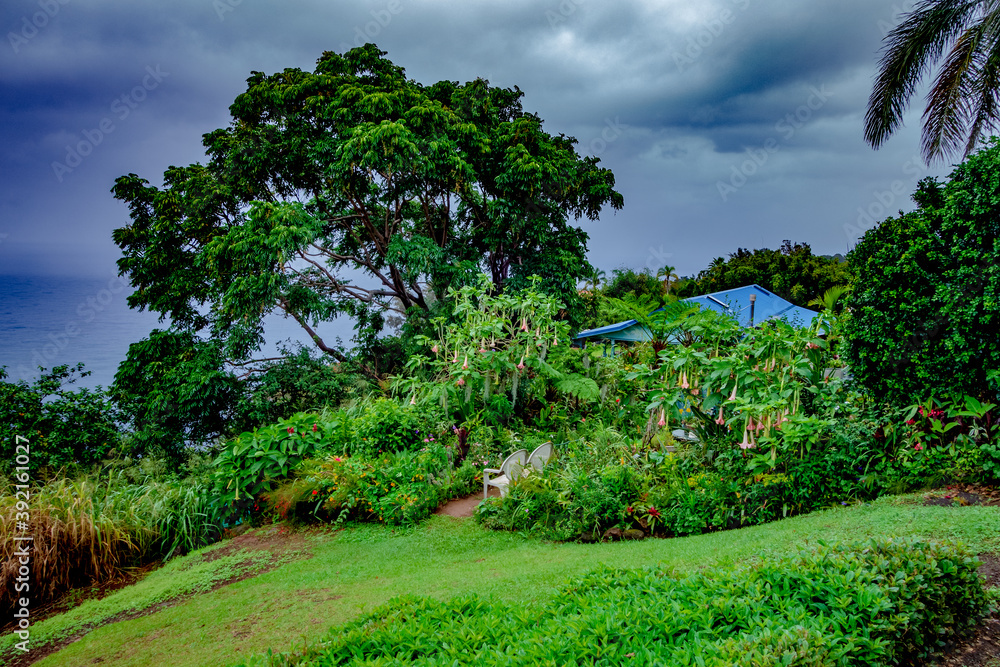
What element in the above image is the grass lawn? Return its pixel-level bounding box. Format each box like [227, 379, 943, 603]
[4, 493, 1000, 667]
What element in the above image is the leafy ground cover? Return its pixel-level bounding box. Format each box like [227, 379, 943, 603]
[2, 495, 998, 667]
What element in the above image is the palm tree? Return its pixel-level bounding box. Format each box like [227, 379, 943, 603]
[807, 285, 851, 314]
[865, 0, 1000, 162]
[656, 264, 680, 297]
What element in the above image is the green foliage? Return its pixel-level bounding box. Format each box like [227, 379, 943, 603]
[675, 240, 853, 307]
[241, 538, 986, 667]
[283, 444, 479, 526]
[237, 346, 361, 429]
[395, 275, 596, 423]
[0, 364, 122, 474]
[0, 472, 223, 619]
[213, 412, 335, 505]
[844, 143, 1000, 404]
[112, 329, 239, 460]
[111, 45, 622, 379]
[350, 398, 428, 457]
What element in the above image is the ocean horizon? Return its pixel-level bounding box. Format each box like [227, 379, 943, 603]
[0, 274, 354, 391]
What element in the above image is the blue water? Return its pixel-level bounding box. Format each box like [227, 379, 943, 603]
[0, 274, 354, 391]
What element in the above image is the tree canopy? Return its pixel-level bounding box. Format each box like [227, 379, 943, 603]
[843, 140, 1000, 403]
[111, 45, 623, 372]
[674, 241, 852, 308]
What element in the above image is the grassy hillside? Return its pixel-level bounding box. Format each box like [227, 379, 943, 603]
[4, 494, 999, 667]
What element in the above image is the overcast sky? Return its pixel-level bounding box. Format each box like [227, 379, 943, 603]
[1, 0, 952, 283]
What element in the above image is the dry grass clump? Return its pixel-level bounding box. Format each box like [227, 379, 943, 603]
[0, 474, 222, 615]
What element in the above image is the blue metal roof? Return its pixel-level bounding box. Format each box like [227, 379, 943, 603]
[573, 284, 819, 342]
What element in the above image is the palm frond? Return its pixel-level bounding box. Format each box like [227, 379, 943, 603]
[866, 0, 983, 149]
[963, 11, 1000, 154]
[922, 23, 985, 159]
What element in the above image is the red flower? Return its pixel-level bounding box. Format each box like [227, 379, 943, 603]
[648, 507, 661, 518]
[906, 419, 916, 425]
[312, 423, 318, 432]
[287, 427, 295, 434]
[312, 490, 318, 495]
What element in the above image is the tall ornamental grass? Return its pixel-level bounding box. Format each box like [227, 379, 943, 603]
[0, 474, 223, 616]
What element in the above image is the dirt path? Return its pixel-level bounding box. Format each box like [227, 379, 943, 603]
[434, 490, 497, 518]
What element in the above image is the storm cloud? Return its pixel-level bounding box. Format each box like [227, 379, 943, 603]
[0, 0, 949, 281]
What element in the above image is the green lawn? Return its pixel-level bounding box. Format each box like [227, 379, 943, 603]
[5, 494, 1000, 667]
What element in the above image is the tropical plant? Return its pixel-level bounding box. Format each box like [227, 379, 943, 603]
[866, 0, 1000, 161]
[394, 275, 600, 422]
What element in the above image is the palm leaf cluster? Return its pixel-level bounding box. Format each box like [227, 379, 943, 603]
[867, 0, 1000, 161]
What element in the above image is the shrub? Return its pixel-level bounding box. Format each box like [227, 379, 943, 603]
[843, 143, 1000, 404]
[350, 398, 427, 457]
[240, 538, 986, 667]
[0, 364, 122, 474]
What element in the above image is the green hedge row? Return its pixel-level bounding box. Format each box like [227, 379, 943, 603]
[240, 538, 987, 666]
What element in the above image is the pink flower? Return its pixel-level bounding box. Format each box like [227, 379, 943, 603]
[452, 351, 458, 363]
[410, 396, 416, 405]
[657, 410, 666, 428]
[520, 319, 529, 332]
[517, 356, 525, 370]
[715, 407, 725, 426]
[312, 423, 318, 432]
[462, 356, 469, 370]
[738, 430, 755, 449]
[333, 456, 343, 462]
[728, 383, 738, 401]
[287, 427, 295, 434]
[457, 378, 465, 386]
[680, 372, 689, 389]
[431, 344, 439, 354]
[914, 442, 923, 451]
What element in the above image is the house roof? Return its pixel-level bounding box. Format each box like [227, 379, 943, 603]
[573, 284, 819, 343]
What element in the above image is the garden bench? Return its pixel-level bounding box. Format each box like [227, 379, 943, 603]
[483, 443, 553, 499]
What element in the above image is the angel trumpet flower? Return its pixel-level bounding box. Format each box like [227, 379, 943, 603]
[657, 410, 666, 428]
[715, 407, 725, 426]
[462, 356, 469, 370]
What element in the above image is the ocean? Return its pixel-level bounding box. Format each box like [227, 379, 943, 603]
[0, 274, 354, 391]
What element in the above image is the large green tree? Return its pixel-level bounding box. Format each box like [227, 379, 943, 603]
[866, 0, 1000, 161]
[112, 45, 623, 374]
[843, 140, 1000, 403]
